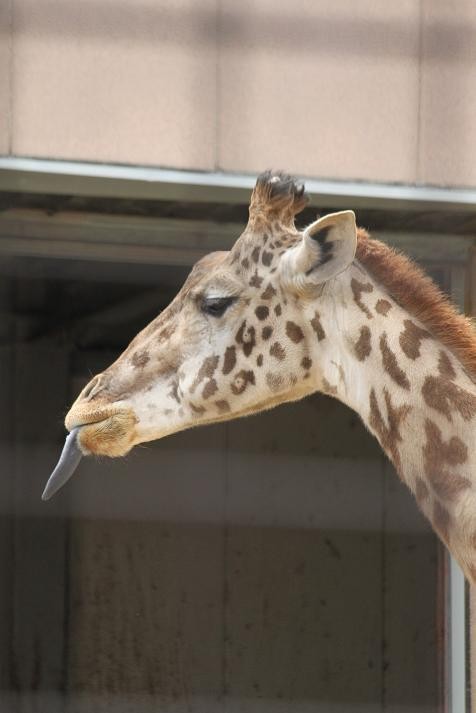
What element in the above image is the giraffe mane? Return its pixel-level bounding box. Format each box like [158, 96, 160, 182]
[356, 228, 476, 379]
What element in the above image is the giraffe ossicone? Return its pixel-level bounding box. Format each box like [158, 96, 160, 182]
[43, 172, 476, 585]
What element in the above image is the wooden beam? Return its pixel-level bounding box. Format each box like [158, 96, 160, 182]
[0, 209, 473, 269]
[0, 209, 241, 266]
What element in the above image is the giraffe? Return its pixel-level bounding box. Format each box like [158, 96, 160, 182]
[43, 172, 476, 584]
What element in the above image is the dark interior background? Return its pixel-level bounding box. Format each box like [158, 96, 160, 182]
[0, 223, 449, 712]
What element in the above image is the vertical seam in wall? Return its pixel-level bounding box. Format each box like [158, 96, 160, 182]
[222, 421, 229, 710]
[380, 457, 387, 711]
[7, 0, 14, 155]
[215, 0, 221, 171]
[6, 345, 15, 692]
[415, 0, 424, 184]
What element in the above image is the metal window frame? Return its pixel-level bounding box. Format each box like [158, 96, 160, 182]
[1, 156, 476, 212]
[449, 267, 471, 713]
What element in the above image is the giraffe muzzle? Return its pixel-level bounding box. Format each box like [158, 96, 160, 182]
[42, 408, 138, 500]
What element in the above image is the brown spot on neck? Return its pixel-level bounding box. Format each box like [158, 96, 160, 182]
[422, 350, 476, 422]
[261, 284, 277, 300]
[249, 271, 264, 288]
[354, 326, 371, 361]
[368, 387, 411, 471]
[168, 380, 181, 404]
[399, 319, 431, 360]
[423, 418, 470, 501]
[255, 305, 270, 321]
[215, 399, 230, 414]
[379, 334, 410, 390]
[310, 312, 326, 341]
[261, 250, 273, 267]
[438, 350, 456, 379]
[231, 370, 255, 395]
[266, 371, 284, 393]
[322, 378, 338, 396]
[351, 278, 374, 319]
[270, 342, 286, 361]
[202, 379, 218, 400]
[286, 321, 304, 344]
[375, 299, 392, 316]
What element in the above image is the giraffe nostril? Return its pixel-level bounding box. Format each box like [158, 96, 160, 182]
[81, 375, 104, 401]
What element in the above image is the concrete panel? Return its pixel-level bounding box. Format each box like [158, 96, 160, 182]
[12, 0, 217, 169]
[0, 1, 12, 155]
[224, 527, 382, 712]
[218, 0, 420, 183]
[226, 404, 383, 710]
[419, 2, 476, 187]
[66, 520, 225, 713]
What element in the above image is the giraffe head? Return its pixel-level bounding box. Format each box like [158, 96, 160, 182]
[43, 173, 357, 497]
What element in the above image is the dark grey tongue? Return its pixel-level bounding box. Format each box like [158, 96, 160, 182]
[41, 428, 83, 501]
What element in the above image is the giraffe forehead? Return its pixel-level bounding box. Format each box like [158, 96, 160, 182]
[180, 251, 231, 294]
[199, 273, 244, 297]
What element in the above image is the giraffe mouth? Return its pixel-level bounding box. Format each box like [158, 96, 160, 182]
[75, 409, 138, 457]
[64, 399, 138, 453]
[41, 409, 138, 501]
[64, 402, 121, 432]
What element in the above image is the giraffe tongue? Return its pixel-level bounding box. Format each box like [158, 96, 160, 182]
[41, 428, 83, 501]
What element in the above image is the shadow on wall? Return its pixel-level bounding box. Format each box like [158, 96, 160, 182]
[2, 1, 472, 61]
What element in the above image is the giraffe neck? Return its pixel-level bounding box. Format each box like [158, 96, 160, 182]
[312, 264, 476, 582]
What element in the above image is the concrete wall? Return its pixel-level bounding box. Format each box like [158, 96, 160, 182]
[1, 1, 476, 187]
[0, 1, 12, 156]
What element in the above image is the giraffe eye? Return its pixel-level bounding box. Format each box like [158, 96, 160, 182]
[201, 296, 236, 317]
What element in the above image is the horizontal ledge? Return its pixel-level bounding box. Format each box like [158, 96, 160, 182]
[0, 209, 471, 266]
[1, 157, 476, 211]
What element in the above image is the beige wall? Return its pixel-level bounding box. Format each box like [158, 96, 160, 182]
[0, 1, 12, 156]
[1, 0, 476, 187]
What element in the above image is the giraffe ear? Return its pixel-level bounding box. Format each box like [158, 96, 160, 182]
[280, 211, 357, 290]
